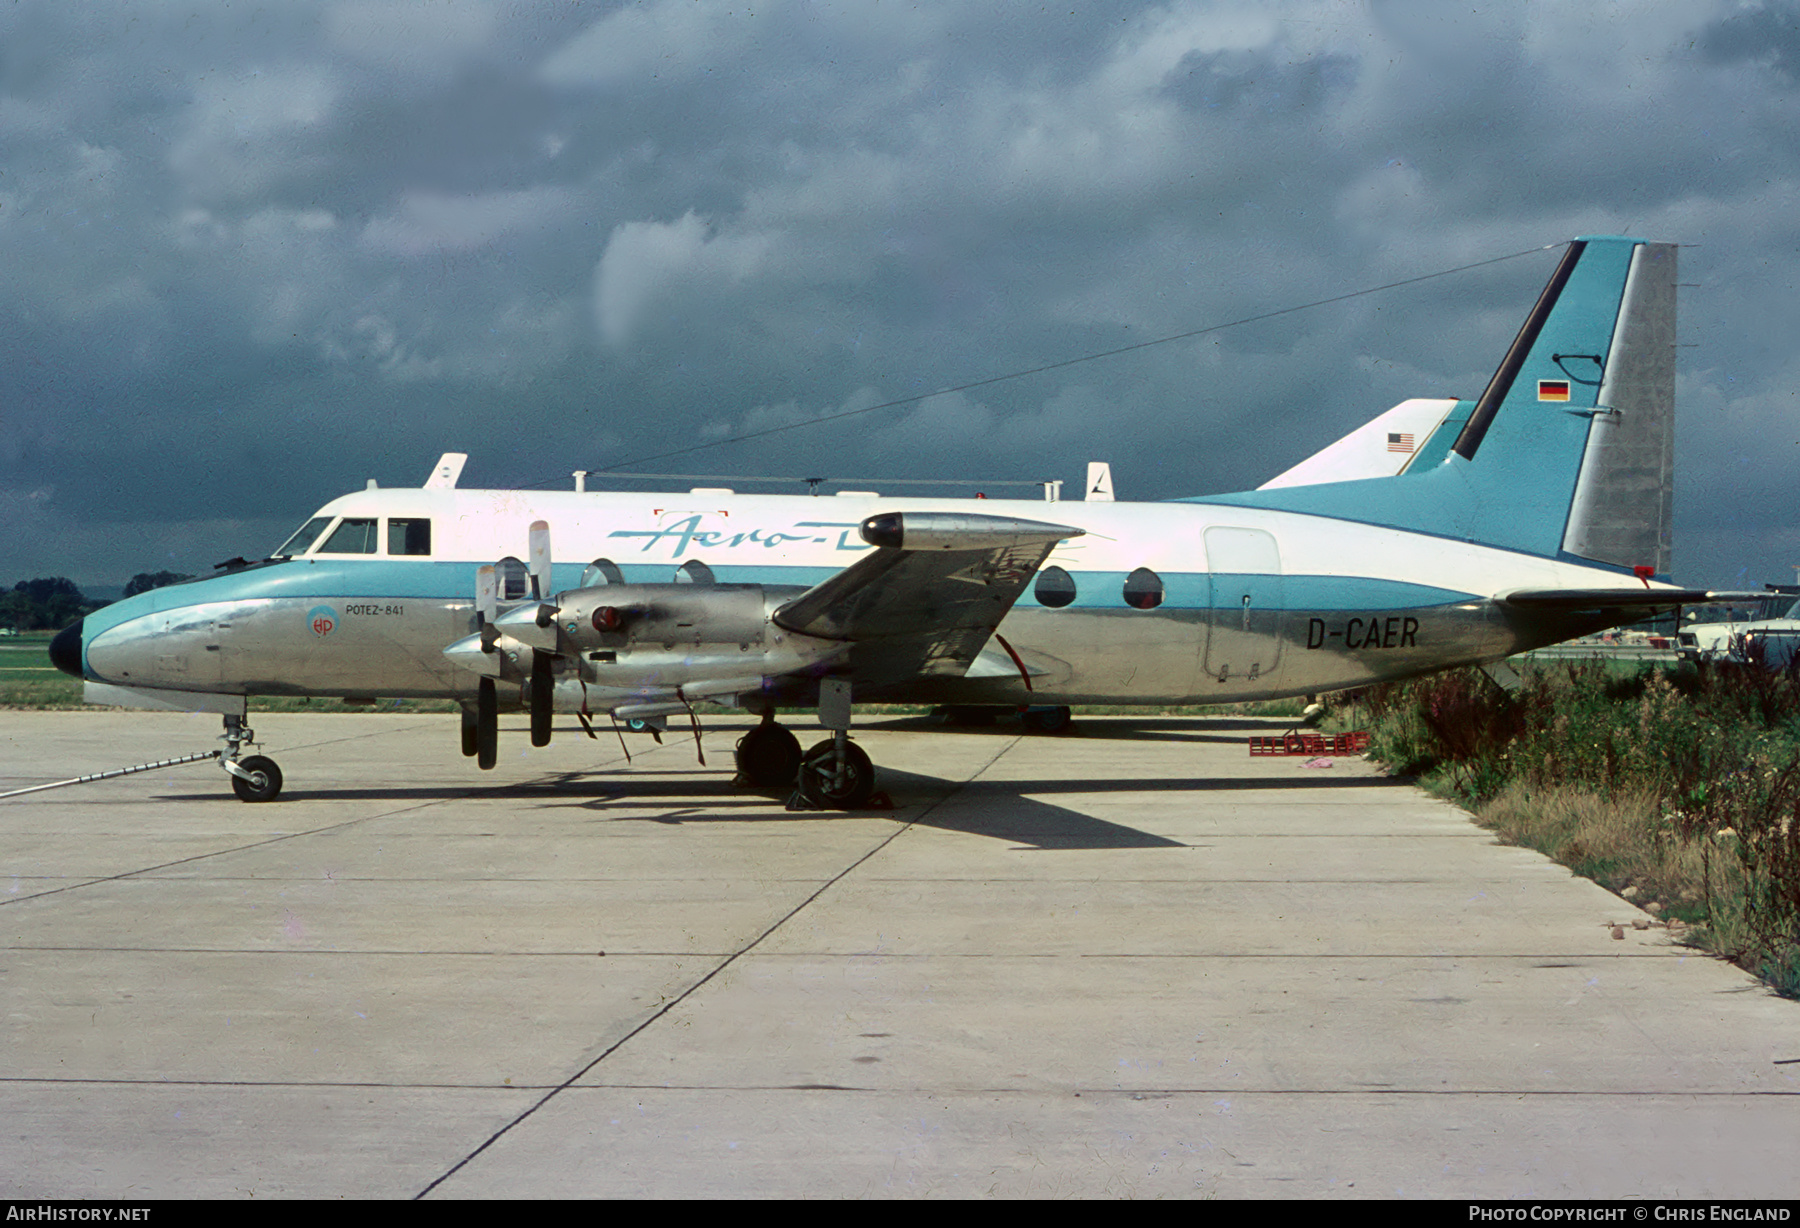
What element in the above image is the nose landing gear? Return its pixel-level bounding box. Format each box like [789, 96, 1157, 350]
[221, 714, 283, 802]
[795, 733, 875, 809]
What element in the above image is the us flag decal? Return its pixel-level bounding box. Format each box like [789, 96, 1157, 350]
[1386, 433, 1414, 452]
[1538, 380, 1571, 402]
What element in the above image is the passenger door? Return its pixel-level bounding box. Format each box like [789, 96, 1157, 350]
[1202, 527, 1285, 685]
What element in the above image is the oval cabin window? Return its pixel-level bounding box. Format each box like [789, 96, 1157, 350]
[1123, 567, 1164, 610]
[1034, 565, 1077, 608]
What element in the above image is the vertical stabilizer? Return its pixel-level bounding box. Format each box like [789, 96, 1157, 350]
[1560, 243, 1676, 576]
[1192, 237, 1674, 565]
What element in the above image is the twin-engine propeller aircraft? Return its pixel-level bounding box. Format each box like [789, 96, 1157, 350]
[51, 236, 1728, 806]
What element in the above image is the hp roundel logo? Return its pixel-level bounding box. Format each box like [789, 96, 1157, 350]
[308, 605, 339, 639]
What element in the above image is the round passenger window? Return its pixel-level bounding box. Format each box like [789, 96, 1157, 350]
[1034, 565, 1077, 608]
[1123, 567, 1164, 610]
[495, 556, 531, 602]
[581, 558, 624, 587]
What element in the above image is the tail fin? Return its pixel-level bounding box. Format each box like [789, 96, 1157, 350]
[1199, 236, 1676, 574]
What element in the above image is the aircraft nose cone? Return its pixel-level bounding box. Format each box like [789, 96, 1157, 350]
[50, 619, 84, 678]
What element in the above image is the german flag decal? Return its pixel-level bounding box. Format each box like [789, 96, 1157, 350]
[1538, 379, 1571, 402]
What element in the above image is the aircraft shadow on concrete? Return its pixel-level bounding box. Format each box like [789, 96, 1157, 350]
[864, 715, 1322, 746]
[161, 766, 1205, 850]
[523, 767, 1188, 850]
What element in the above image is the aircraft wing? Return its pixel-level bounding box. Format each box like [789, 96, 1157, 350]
[773, 511, 1082, 687]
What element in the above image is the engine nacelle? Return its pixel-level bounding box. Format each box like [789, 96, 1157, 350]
[546, 583, 836, 691]
[553, 583, 794, 651]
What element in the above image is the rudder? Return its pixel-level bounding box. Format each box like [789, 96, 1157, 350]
[1559, 242, 1676, 576]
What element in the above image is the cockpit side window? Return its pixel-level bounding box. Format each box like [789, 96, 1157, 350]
[387, 518, 432, 556]
[275, 517, 333, 557]
[318, 518, 379, 554]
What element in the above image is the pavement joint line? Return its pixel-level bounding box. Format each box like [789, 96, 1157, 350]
[0, 721, 711, 908]
[1, 1076, 1794, 1097]
[8, 875, 845, 885]
[411, 731, 1026, 1201]
[0, 796, 478, 909]
[0, 947, 1696, 958]
[0, 718, 452, 790]
[519, 1084, 1800, 1098]
[0, 947, 750, 956]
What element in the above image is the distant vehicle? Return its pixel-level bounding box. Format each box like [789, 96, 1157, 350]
[1680, 598, 1800, 669]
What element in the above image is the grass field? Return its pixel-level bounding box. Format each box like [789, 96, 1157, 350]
[0, 634, 81, 707]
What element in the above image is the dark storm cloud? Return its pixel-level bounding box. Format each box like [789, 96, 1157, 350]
[0, 1, 1795, 590]
[1700, 0, 1800, 82]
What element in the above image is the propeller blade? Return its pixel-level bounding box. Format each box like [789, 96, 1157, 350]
[528, 520, 552, 603]
[530, 653, 553, 747]
[476, 564, 498, 626]
[476, 677, 497, 770]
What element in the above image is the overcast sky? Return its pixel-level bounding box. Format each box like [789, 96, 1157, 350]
[3, 0, 1797, 592]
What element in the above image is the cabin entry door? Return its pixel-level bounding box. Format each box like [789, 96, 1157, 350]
[1202, 527, 1285, 686]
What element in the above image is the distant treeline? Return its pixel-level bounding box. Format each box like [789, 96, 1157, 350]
[2, 572, 191, 630]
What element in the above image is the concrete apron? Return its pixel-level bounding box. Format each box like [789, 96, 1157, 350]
[0, 710, 1794, 1199]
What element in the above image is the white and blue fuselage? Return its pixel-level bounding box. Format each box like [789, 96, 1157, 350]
[63, 483, 1647, 711]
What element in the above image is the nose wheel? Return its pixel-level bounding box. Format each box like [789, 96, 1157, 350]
[229, 755, 283, 802]
[220, 714, 283, 803]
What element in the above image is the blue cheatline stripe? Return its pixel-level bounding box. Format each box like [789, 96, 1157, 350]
[1025, 572, 1474, 612]
[83, 558, 1483, 647]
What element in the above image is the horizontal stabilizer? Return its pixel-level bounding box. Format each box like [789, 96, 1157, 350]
[1498, 588, 1711, 610]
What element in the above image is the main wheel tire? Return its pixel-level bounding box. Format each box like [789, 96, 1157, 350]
[735, 723, 802, 788]
[231, 755, 283, 803]
[1021, 705, 1073, 734]
[476, 677, 498, 770]
[460, 707, 479, 757]
[796, 738, 876, 810]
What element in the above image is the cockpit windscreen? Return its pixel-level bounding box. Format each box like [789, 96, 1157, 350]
[275, 517, 332, 558]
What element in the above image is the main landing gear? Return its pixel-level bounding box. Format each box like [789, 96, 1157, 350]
[221, 713, 283, 803]
[732, 682, 879, 810]
[734, 712, 802, 789]
[795, 733, 875, 809]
